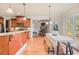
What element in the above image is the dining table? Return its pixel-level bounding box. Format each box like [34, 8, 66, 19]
[46, 33, 74, 55]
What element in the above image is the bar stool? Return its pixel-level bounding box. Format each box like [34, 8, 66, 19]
[57, 42, 73, 55]
[48, 47, 54, 55]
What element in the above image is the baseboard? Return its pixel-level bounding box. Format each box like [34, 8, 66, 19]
[15, 43, 27, 55]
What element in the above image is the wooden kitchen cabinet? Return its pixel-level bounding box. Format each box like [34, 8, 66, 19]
[9, 33, 23, 55]
[9, 34, 20, 55]
[0, 17, 4, 24]
[16, 16, 31, 27]
[22, 32, 27, 44]
[23, 18, 30, 27]
[9, 32, 27, 55]
[11, 18, 17, 27]
[16, 16, 24, 23]
[27, 31, 30, 39]
[0, 32, 28, 55]
[0, 36, 9, 55]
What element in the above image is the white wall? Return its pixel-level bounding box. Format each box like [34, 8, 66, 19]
[32, 20, 41, 34]
[59, 4, 79, 36]
[28, 4, 79, 37]
[28, 16, 48, 37]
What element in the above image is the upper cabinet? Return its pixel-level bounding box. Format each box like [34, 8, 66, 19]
[11, 18, 17, 27]
[23, 18, 30, 27]
[0, 17, 4, 24]
[16, 16, 24, 23]
[0, 17, 4, 32]
[16, 16, 30, 27]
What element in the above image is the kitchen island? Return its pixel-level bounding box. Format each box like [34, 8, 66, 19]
[0, 30, 29, 55]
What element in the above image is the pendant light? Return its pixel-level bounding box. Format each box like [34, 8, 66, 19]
[49, 5, 53, 24]
[6, 3, 14, 13]
[46, 22, 49, 24]
[23, 3, 26, 20]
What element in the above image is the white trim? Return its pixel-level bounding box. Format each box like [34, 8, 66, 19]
[3, 18, 6, 33]
[15, 43, 27, 55]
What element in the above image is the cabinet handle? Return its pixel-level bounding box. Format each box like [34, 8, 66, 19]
[9, 35, 13, 42]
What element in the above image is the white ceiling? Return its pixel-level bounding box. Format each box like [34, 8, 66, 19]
[0, 3, 78, 17]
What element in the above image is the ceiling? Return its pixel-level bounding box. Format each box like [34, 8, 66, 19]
[0, 3, 78, 17]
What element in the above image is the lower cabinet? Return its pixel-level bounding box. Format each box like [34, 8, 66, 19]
[9, 34, 21, 55]
[0, 36, 9, 55]
[21, 32, 27, 45]
[0, 32, 28, 55]
[9, 32, 27, 55]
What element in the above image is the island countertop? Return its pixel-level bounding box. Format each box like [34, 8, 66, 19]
[0, 29, 29, 55]
[0, 30, 30, 36]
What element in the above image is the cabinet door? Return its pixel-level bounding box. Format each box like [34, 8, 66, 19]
[11, 19, 17, 27]
[9, 34, 22, 55]
[23, 19, 30, 27]
[9, 32, 28, 55]
[9, 35, 17, 55]
[16, 16, 23, 23]
[9, 33, 27, 55]
[0, 36, 9, 55]
[0, 18, 4, 24]
[27, 32, 30, 39]
[22, 32, 27, 44]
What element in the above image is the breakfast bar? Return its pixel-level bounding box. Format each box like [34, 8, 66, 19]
[0, 30, 29, 55]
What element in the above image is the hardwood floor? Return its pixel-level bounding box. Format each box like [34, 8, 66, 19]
[23, 36, 48, 55]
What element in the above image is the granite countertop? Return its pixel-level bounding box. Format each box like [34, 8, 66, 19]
[0, 30, 29, 36]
